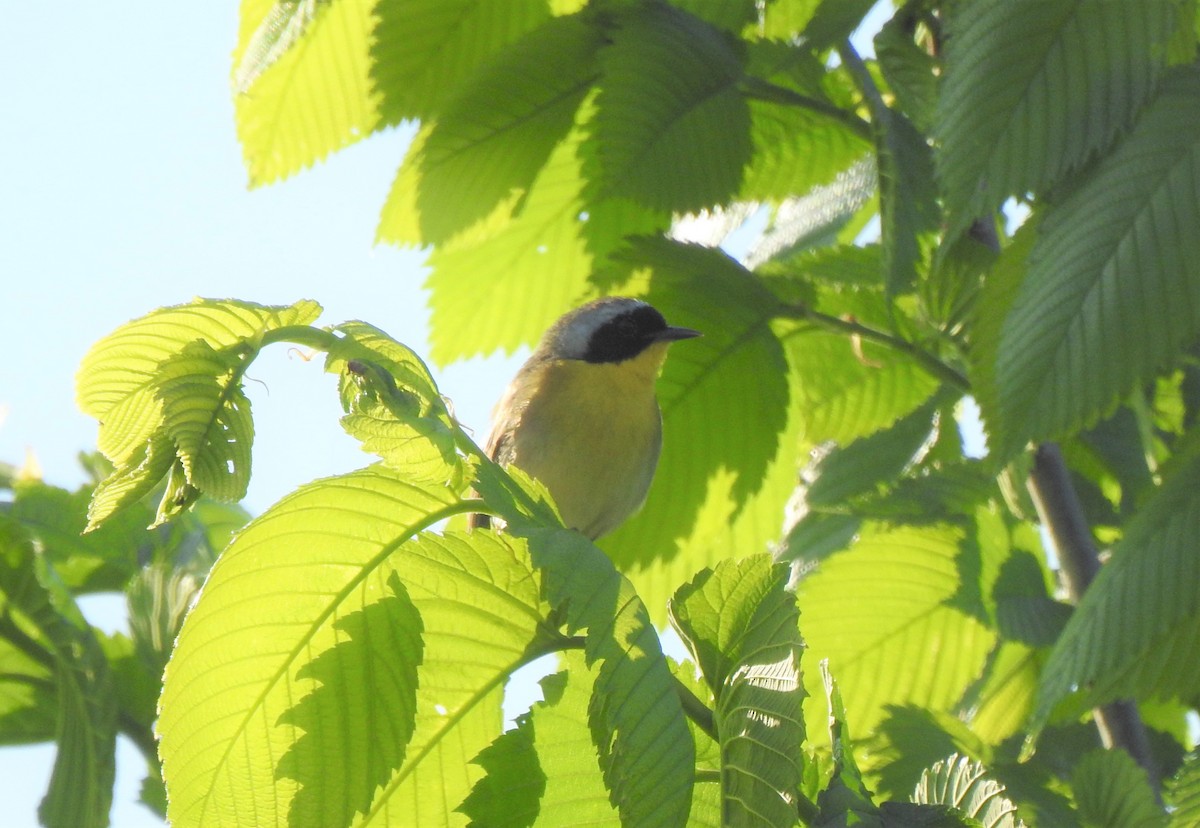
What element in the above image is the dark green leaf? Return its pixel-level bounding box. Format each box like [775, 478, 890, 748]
[595, 4, 750, 211]
[992, 66, 1200, 455]
[1071, 749, 1166, 828]
[1037, 437, 1200, 723]
[936, 0, 1177, 234]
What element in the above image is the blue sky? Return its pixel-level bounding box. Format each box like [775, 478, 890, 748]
[0, 3, 520, 824]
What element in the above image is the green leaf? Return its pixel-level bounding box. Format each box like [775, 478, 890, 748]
[990, 66, 1200, 455]
[9, 480, 141, 591]
[594, 241, 793, 616]
[1071, 749, 1166, 828]
[595, 4, 751, 211]
[874, 11, 938, 134]
[815, 661, 882, 826]
[804, 397, 938, 508]
[158, 341, 255, 503]
[372, 0, 553, 123]
[740, 42, 872, 203]
[158, 466, 545, 827]
[1036, 438, 1200, 723]
[670, 556, 804, 827]
[0, 520, 116, 828]
[233, 0, 324, 93]
[875, 107, 938, 297]
[78, 298, 320, 423]
[386, 98, 666, 364]
[234, 0, 380, 184]
[914, 754, 1024, 828]
[326, 321, 465, 486]
[867, 706, 989, 804]
[801, 0, 878, 49]
[935, 0, 1177, 234]
[462, 653, 624, 827]
[459, 709, 545, 828]
[402, 13, 603, 245]
[524, 527, 694, 827]
[797, 523, 996, 735]
[1167, 751, 1200, 828]
[77, 298, 320, 527]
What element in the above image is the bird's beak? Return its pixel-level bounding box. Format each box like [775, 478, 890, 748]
[654, 325, 702, 343]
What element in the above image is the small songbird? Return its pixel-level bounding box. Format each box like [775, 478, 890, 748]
[473, 297, 700, 540]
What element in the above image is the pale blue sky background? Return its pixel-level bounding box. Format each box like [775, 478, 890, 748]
[1, 2, 898, 825]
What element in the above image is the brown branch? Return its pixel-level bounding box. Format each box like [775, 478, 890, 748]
[1025, 443, 1160, 796]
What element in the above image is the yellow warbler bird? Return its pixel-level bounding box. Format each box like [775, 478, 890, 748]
[472, 297, 700, 539]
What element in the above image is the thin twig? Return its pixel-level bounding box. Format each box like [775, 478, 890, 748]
[740, 76, 873, 141]
[778, 303, 970, 391]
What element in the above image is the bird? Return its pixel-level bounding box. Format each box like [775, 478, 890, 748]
[471, 297, 700, 540]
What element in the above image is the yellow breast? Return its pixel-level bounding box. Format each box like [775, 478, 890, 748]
[498, 342, 671, 538]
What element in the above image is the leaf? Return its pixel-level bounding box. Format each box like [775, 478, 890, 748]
[990, 66, 1200, 455]
[9, 480, 142, 592]
[326, 321, 464, 485]
[802, 0, 878, 49]
[524, 527, 694, 827]
[0, 520, 116, 828]
[1036, 437, 1200, 724]
[77, 298, 320, 527]
[935, 0, 1177, 235]
[459, 709, 545, 828]
[740, 42, 872, 202]
[914, 754, 1024, 828]
[874, 11, 938, 134]
[158, 341, 255, 503]
[385, 97, 667, 364]
[403, 13, 603, 245]
[1167, 751, 1200, 828]
[796, 523, 996, 735]
[234, 0, 380, 184]
[804, 397, 939, 508]
[1071, 749, 1166, 828]
[815, 661, 882, 826]
[371, 0, 553, 122]
[670, 556, 805, 827]
[233, 0, 324, 93]
[462, 653, 624, 827]
[875, 107, 939, 297]
[595, 4, 751, 212]
[158, 466, 547, 827]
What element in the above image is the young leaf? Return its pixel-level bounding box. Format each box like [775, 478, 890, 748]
[914, 754, 1024, 828]
[670, 556, 805, 828]
[1036, 437, 1200, 725]
[1167, 751, 1200, 828]
[1071, 749, 1166, 828]
[935, 0, 1176, 234]
[326, 321, 464, 485]
[77, 298, 321, 527]
[991, 66, 1200, 455]
[815, 661, 881, 825]
[595, 4, 751, 212]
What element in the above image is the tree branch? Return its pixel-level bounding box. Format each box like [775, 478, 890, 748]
[778, 303, 970, 391]
[1025, 443, 1161, 795]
